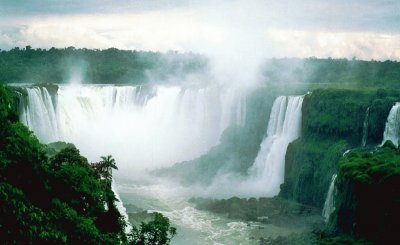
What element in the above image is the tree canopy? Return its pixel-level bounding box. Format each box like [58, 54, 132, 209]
[0, 47, 207, 84]
[0, 84, 176, 244]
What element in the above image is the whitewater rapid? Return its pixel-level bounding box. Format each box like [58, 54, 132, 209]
[115, 181, 309, 245]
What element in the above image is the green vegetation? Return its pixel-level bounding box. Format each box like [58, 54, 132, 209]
[190, 196, 320, 223]
[278, 88, 400, 244]
[3, 47, 400, 88]
[280, 139, 347, 207]
[281, 87, 399, 209]
[0, 85, 175, 244]
[263, 58, 400, 89]
[130, 212, 176, 245]
[44, 141, 76, 157]
[4, 49, 400, 243]
[159, 58, 400, 243]
[0, 46, 207, 84]
[333, 142, 400, 244]
[92, 155, 118, 184]
[301, 88, 398, 145]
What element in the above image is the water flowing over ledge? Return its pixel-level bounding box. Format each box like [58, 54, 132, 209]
[248, 95, 304, 195]
[207, 95, 304, 197]
[361, 107, 370, 147]
[18, 84, 247, 178]
[322, 174, 337, 223]
[112, 180, 132, 234]
[382, 102, 400, 147]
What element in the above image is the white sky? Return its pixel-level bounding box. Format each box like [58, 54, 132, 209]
[0, 0, 399, 60]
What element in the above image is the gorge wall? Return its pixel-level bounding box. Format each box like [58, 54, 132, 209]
[12, 84, 400, 243]
[280, 88, 397, 208]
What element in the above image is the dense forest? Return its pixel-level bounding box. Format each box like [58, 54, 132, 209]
[1, 47, 400, 89]
[0, 46, 207, 84]
[0, 85, 176, 244]
[262, 58, 400, 88]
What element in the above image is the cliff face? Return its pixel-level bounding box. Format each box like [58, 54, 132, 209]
[157, 87, 285, 185]
[280, 138, 347, 207]
[280, 89, 396, 208]
[280, 88, 400, 243]
[334, 144, 400, 244]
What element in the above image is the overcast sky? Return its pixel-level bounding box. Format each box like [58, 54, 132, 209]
[0, 0, 399, 60]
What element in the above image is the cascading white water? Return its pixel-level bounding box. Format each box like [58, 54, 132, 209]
[20, 87, 60, 143]
[361, 107, 370, 147]
[382, 102, 400, 147]
[247, 95, 304, 196]
[19, 86, 310, 243]
[322, 174, 337, 222]
[112, 180, 132, 234]
[20, 84, 246, 178]
[207, 95, 304, 197]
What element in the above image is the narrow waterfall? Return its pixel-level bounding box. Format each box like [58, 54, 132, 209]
[19, 84, 246, 176]
[361, 107, 370, 147]
[322, 174, 337, 222]
[382, 102, 400, 147]
[245, 95, 304, 196]
[112, 180, 132, 234]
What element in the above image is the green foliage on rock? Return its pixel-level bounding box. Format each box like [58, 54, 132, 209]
[302, 89, 368, 142]
[280, 139, 347, 207]
[282, 87, 399, 210]
[0, 85, 176, 244]
[302, 88, 398, 146]
[339, 143, 400, 184]
[333, 143, 400, 244]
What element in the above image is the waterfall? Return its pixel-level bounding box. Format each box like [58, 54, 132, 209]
[361, 107, 370, 147]
[20, 87, 59, 143]
[219, 87, 246, 133]
[322, 174, 337, 222]
[382, 102, 400, 147]
[112, 180, 132, 234]
[19, 84, 247, 177]
[244, 95, 304, 196]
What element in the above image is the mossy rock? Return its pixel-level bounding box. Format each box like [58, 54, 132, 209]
[334, 144, 400, 244]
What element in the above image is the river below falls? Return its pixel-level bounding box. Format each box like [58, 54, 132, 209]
[115, 181, 313, 245]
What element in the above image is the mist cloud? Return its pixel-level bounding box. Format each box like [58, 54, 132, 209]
[0, 0, 398, 60]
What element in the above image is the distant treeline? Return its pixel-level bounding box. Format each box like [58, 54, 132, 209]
[1, 46, 400, 87]
[0, 46, 207, 84]
[262, 57, 400, 87]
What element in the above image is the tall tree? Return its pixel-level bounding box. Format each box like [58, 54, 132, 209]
[99, 155, 118, 183]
